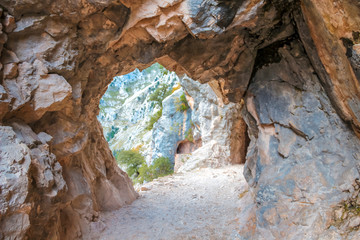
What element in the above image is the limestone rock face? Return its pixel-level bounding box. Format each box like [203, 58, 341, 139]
[240, 40, 360, 239]
[151, 89, 193, 164]
[0, 126, 31, 240]
[98, 66, 241, 171]
[0, 0, 360, 239]
[0, 122, 67, 239]
[175, 76, 245, 172]
[98, 64, 181, 165]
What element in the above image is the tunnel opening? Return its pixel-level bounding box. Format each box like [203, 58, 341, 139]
[97, 63, 181, 185]
[176, 138, 202, 154]
[97, 62, 248, 186]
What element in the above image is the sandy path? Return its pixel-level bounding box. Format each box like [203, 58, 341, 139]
[91, 165, 251, 240]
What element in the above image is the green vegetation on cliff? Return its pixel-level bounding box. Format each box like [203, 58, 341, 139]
[175, 93, 189, 112]
[99, 63, 185, 184]
[148, 83, 172, 107]
[185, 128, 194, 142]
[146, 109, 163, 130]
[146, 83, 174, 130]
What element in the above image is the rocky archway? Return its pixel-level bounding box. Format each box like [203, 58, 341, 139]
[1, 0, 360, 239]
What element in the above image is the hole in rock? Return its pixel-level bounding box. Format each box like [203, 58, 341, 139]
[97, 63, 248, 186]
[176, 139, 202, 154]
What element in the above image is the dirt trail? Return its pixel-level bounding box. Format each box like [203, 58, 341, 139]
[90, 165, 251, 240]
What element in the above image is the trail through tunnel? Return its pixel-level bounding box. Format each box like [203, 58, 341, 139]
[1, 1, 360, 239]
[97, 63, 248, 185]
[91, 62, 250, 238]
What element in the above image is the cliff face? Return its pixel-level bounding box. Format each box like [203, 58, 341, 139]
[0, 0, 360, 239]
[151, 88, 193, 164]
[98, 63, 181, 164]
[176, 76, 245, 172]
[98, 65, 240, 172]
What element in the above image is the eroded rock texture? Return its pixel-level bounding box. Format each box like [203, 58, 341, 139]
[0, 0, 360, 239]
[151, 88, 193, 163]
[175, 76, 245, 172]
[241, 40, 360, 239]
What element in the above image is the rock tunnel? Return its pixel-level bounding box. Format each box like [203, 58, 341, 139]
[1, 0, 360, 239]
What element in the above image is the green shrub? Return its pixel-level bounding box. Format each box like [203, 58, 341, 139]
[113, 150, 173, 184]
[145, 83, 172, 131]
[148, 84, 172, 107]
[175, 93, 189, 112]
[125, 86, 131, 93]
[185, 128, 194, 142]
[114, 150, 145, 178]
[145, 109, 163, 130]
[152, 157, 174, 177]
[137, 163, 153, 183]
[136, 157, 174, 184]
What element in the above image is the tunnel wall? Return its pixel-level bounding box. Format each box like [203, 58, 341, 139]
[0, 0, 360, 239]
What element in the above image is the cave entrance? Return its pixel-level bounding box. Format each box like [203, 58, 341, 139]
[174, 138, 202, 172]
[176, 139, 202, 154]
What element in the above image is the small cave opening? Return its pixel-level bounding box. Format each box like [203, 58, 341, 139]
[174, 138, 202, 172]
[176, 138, 202, 154]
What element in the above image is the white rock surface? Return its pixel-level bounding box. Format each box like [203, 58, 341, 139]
[98, 64, 180, 164]
[176, 76, 243, 172]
